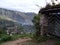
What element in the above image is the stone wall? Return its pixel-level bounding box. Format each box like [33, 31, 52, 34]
[40, 14, 48, 35]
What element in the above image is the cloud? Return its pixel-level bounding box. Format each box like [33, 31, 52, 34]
[0, 0, 51, 13]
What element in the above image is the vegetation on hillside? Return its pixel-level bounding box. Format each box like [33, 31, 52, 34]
[0, 17, 23, 43]
[32, 14, 40, 37]
[0, 16, 33, 43]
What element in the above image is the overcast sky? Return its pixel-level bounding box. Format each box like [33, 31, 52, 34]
[0, 0, 60, 13]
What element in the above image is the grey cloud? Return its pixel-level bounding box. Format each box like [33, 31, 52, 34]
[0, 0, 48, 13]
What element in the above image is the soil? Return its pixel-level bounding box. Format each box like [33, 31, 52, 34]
[0, 37, 55, 45]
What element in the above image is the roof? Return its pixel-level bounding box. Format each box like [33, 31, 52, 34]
[39, 4, 60, 14]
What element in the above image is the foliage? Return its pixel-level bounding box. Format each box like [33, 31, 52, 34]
[0, 27, 7, 34]
[0, 34, 11, 42]
[54, 39, 60, 45]
[32, 35, 49, 42]
[55, 41, 60, 45]
[11, 34, 26, 40]
[32, 15, 40, 39]
[0, 34, 33, 43]
[32, 14, 40, 36]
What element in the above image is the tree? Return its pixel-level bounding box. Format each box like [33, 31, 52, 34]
[32, 14, 40, 37]
[0, 27, 7, 34]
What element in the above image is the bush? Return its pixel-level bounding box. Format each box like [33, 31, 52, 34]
[37, 36, 49, 42]
[0, 34, 26, 42]
[54, 39, 60, 45]
[0, 34, 11, 42]
[55, 41, 60, 45]
[32, 35, 49, 42]
[0, 34, 33, 43]
[11, 34, 22, 40]
[11, 34, 29, 40]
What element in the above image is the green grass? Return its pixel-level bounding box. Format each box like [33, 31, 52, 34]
[0, 15, 7, 19]
[11, 34, 26, 40]
[0, 15, 16, 22]
[0, 34, 11, 42]
[0, 34, 33, 43]
[54, 39, 60, 45]
[32, 35, 49, 42]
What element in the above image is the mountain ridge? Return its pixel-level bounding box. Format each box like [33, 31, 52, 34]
[0, 8, 36, 25]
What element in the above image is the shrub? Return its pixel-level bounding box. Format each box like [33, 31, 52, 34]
[11, 34, 27, 40]
[55, 41, 60, 45]
[11, 34, 21, 40]
[37, 36, 49, 42]
[0, 34, 11, 42]
[0, 34, 33, 43]
[54, 39, 60, 45]
[32, 35, 49, 42]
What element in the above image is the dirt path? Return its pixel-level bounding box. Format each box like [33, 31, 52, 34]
[1, 38, 55, 45]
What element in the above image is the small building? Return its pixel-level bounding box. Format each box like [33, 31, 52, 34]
[6, 25, 18, 35]
[39, 4, 60, 37]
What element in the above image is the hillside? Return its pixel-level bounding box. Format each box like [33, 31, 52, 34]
[0, 8, 36, 25]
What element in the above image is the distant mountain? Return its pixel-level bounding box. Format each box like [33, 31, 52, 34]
[25, 12, 36, 20]
[0, 8, 36, 25]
